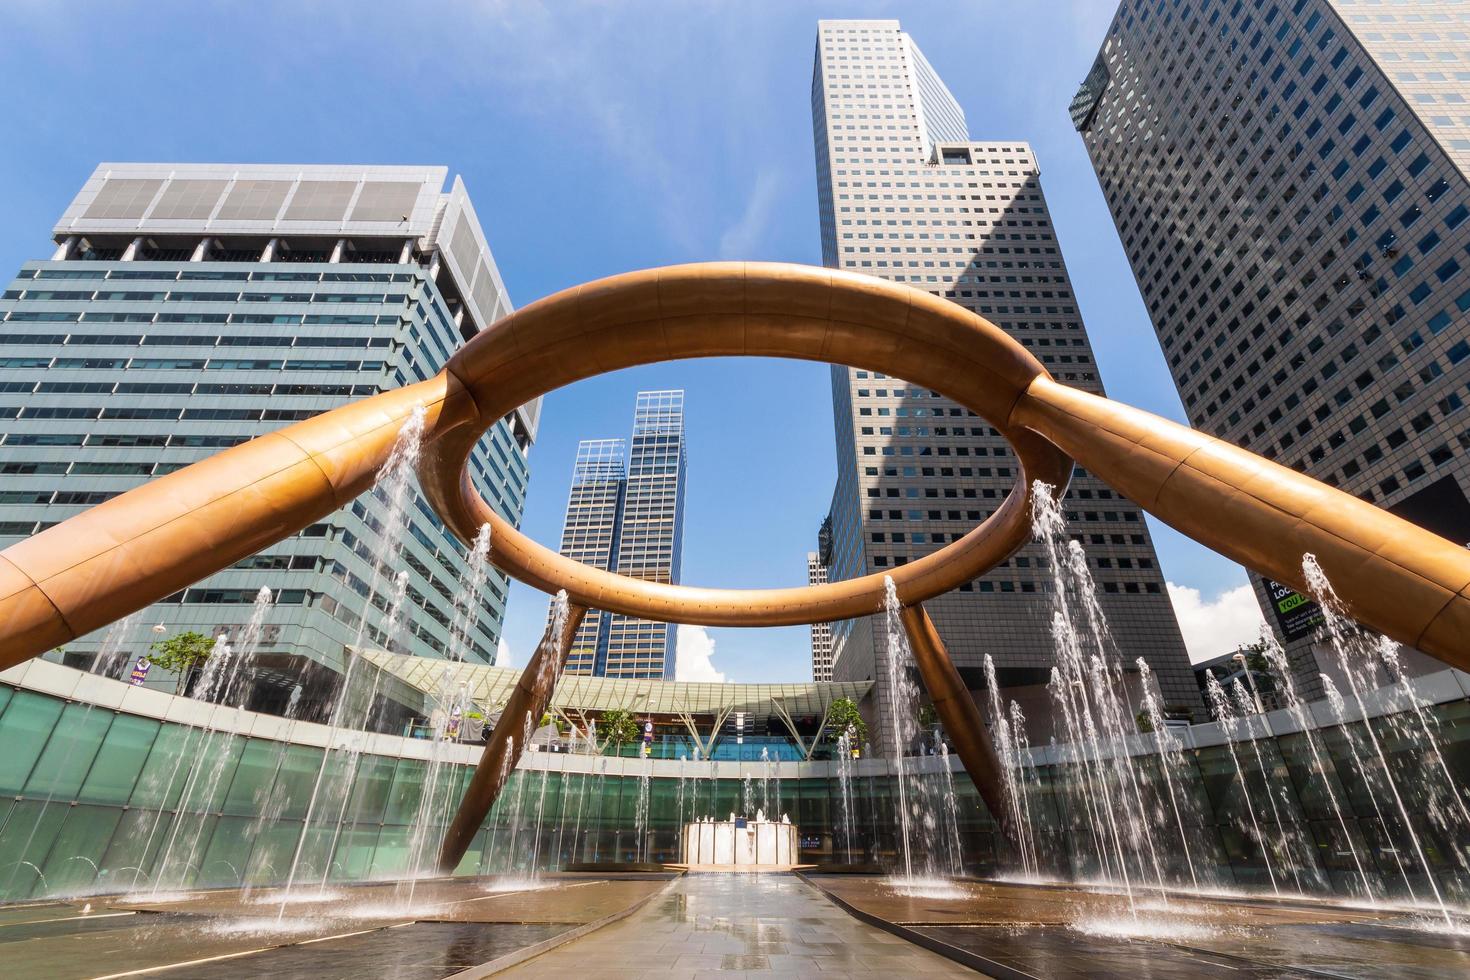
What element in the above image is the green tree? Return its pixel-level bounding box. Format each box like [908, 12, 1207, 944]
[148, 631, 215, 695]
[826, 697, 868, 747]
[598, 708, 641, 753]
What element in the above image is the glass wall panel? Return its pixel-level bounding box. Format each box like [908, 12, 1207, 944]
[346, 756, 398, 824]
[221, 739, 284, 817]
[275, 745, 327, 820]
[38, 804, 123, 895]
[383, 760, 426, 825]
[22, 703, 114, 800]
[97, 808, 170, 890]
[243, 819, 305, 886]
[79, 714, 160, 805]
[129, 724, 203, 810]
[0, 691, 64, 794]
[198, 815, 255, 887]
[0, 800, 67, 898]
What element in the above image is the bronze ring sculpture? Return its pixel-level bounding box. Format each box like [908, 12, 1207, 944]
[1, 262, 1467, 872]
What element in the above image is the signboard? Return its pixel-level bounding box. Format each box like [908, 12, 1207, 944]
[1264, 578, 1324, 642]
[642, 720, 653, 757]
[129, 657, 151, 686]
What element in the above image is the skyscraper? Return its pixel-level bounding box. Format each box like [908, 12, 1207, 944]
[0, 163, 535, 708]
[807, 551, 834, 682]
[557, 438, 626, 676]
[812, 19, 1200, 740]
[1073, 0, 1470, 696]
[553, 390, 687, 679]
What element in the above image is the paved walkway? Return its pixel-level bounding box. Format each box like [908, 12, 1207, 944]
[498, 872, 979, 978]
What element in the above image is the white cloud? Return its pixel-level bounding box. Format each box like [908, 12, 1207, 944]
[1167, 583, 1267, 664]
[675, 624, 727, 683]
[496, 637, 511, 667]
[718, 169, 781, 258]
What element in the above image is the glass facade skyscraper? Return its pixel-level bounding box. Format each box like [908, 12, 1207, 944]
[1073, 0, 1470, 696]
[554, 390, 687, 679]
[557, 438, 627, 675]
[0, 164, 536, 709]
[812, 19, 1201, 741]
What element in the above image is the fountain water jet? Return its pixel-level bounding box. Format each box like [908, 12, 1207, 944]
[276, 409, 426, 917]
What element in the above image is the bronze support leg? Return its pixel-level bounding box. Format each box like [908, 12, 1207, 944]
[437, 603, 588, 872]
[898, 602, 1011, 834]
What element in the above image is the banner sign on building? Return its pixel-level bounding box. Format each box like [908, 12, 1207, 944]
[1265, 578, 1324, 642]
[129, 657, 151, 686]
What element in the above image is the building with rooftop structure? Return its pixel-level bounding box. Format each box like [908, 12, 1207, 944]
[0, 163, 537, 719]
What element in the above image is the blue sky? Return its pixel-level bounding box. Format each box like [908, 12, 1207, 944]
[0, 1, 1264, 679]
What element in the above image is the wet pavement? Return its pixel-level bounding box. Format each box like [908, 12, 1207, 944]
[6, 873, 1470, 977]
[497, 872, 977, 978]
[0, 874, 672, 979]
[805, 874, 1470, 979]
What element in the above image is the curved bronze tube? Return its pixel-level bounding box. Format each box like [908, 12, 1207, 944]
[0, 260, 1466, 859]
[0, 376, 474, 670]
[439, 603, 587, 872]
[1014, 378, 1470, 671]
[899, 604, 1010, 836]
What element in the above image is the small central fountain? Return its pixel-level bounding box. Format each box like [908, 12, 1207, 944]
[680, 811, 799, 869]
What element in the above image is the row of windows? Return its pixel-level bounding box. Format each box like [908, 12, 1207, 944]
[3, 289, 407, 305]
[0, 356, 386, 372]
[0, 406, 320, 423]
[0, 331, 392, 349]
[5, 310, 397, 326]
[0, 380, 379, 397]
[12, 267, 416, 284]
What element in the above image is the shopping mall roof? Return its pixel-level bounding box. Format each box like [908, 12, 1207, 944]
[360, 649, 871, 721]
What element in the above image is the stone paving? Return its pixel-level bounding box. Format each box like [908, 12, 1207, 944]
[498, 872, 978, 978]
[805, 875, 1470, 980]
[0, 875, 670, 979]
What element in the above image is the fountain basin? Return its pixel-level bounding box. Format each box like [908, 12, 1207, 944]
[678, 818, 800, 870]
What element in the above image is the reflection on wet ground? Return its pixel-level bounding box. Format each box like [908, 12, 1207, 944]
[806, 874, 1470, 979]
[0, 873, 673, 979]
[497, 872, 974, 978]
[7, 873, 1470, 978]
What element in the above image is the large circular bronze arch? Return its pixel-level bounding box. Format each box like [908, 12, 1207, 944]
[0, 261, 1467, 666]
[2, 260, 1468, 876]
[416, 262, 1073, 627]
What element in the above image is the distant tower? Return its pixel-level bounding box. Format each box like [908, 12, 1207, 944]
[555, 439, 626, 675]
[553, 391, 687, 678]
[603, 390, 687, 679]
[807, 551, 834, 682]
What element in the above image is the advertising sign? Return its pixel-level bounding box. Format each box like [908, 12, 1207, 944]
[1264, 578, 1324, 642]
[129, 657, 151, 686]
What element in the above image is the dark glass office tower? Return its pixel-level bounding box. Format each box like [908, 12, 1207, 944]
[1073, 0, 1470, 695]
[813, 20, 1200, 743]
